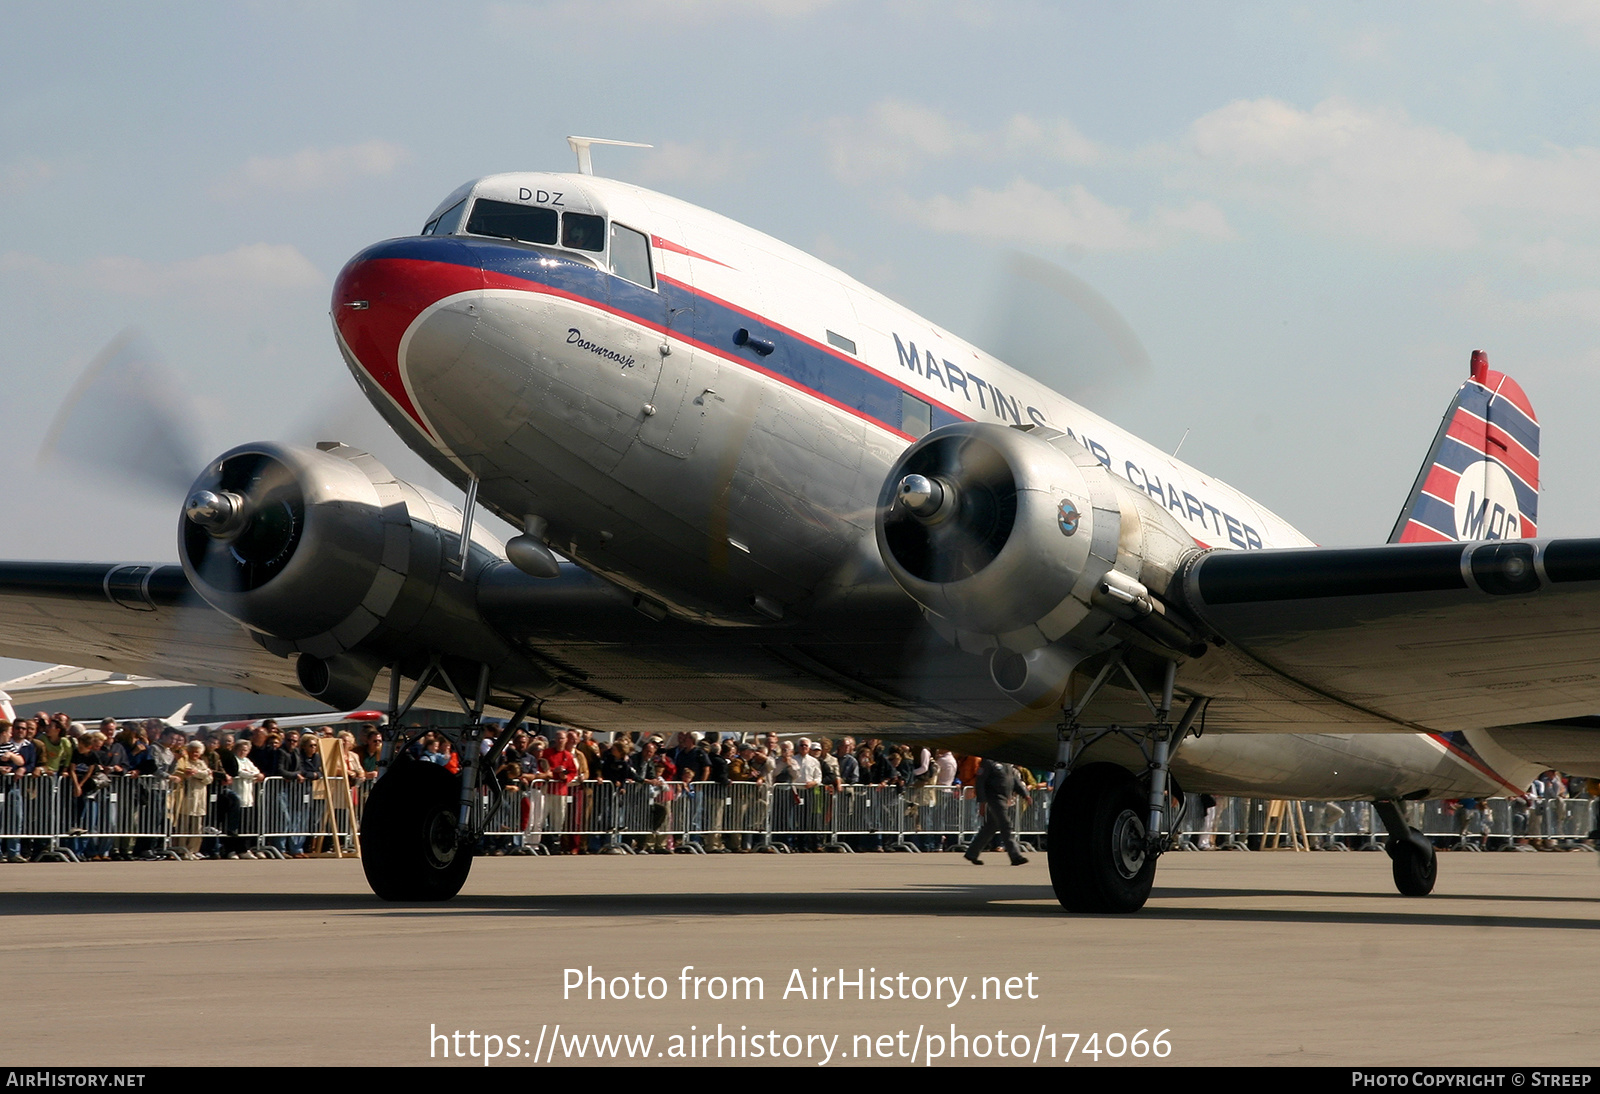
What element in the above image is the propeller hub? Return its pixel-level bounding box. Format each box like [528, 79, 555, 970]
[184, 489, 245, 534]
[896, 474, 950, 521]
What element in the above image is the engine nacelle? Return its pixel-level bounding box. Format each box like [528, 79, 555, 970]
[875, 423, 1201, 692]
[180, 441, 520, 707]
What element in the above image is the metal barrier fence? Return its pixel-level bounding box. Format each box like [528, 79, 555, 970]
[3, 773, 1593, 859]
[1176, 795, 1599, 850]
[478, 781, 1033, 854]
[0, 774, 371, 861]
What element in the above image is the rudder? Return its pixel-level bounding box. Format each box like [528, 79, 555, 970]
[1388, 350, 1539, 543]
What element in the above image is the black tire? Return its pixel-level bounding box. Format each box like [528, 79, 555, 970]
[360, 757, 473, 901]
[1048, 763, 1156, 913]
[1389, 829, 1437, 896]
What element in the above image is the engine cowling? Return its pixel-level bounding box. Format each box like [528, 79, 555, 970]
[180, 441, 522, 707]
[875, 423, 1202, 707]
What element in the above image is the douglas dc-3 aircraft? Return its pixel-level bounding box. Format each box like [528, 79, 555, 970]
[5, 139, 1600, 913]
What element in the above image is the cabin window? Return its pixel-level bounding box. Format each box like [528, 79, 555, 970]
[465, 199, 558, 245]
[901, 392, 932, 438]
[422, 198, 467, 237]
[826, 330, 856, 355]
[610, 223, 654, 288]
[562, 212, 606, 252]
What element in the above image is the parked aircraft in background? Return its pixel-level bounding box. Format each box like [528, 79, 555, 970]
[3, 139, 1597, 912]
[0, 665, 192, 728]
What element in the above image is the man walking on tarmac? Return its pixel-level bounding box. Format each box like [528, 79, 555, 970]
[965, 757, 1031, 866]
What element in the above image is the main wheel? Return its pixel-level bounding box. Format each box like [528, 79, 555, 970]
[1048, 763, 1156, 913]
[361, 756, 474, 901]
[1389, 829, 1437, 896]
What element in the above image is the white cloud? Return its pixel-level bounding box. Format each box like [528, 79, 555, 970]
[902, 179, 1232, 253]
[219, 140, 410, 196]
[0, 243, 324, 306]
[0, 156, 54, 197]
[1508, 0, 1600, 48]
[824, 99, 1101, 183]
[1182, 97, 1600, 248]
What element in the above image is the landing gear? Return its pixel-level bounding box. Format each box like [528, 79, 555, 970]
[1048, 763, 1155, 913]
[361, 756, 474, 901]
[1389, 835, 1437, 896]
[362, 654, 541, 902]
[1374, 799, 1437, 896]
[1048, 654, 1206, 915]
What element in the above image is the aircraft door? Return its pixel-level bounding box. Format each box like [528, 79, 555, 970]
[637, 228, 720, 459]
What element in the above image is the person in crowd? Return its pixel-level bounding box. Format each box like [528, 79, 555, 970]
[0, 720, 30, 862]
[544, 730, 579, 852]
[32, 717, 71, 778]
[229, 740, 263, 858]
[356, 728, 384, 778]
[68, 730, 110, 860]
[297, 733, 327, 855]
[206, 734, 240, 859]
[517, 734, 549, 853]
[170, 740, 212, 857]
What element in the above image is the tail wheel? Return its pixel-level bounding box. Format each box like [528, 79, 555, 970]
[1048, 763, 1156, 913]
[1389, 828, 1437, 896]
[361, 756, 474, 901]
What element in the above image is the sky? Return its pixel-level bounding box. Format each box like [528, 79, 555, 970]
[3, 0, 1599, 571]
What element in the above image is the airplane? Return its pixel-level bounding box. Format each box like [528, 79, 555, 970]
[3, 137, 1598, 913]
[0, 664, 194, 726]
[175, 709, 387, 739]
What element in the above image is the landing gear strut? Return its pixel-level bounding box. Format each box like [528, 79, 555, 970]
[361, 655, 538, 902]
[1374, 799, 1437, 896]
[1049, 655, 1204, 913]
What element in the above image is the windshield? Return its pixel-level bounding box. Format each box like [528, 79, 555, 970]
[464, 199, 558, 244]
[421, 198, 468, 237]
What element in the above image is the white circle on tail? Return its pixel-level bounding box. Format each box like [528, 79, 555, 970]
[1452, 459, 1521, 540]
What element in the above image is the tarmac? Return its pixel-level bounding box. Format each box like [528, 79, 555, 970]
[1, 848, 1596, 1068]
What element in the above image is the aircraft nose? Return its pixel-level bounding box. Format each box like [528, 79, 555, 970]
[331, 238, 485, 435]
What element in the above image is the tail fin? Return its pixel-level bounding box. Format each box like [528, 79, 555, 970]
[1389, 350, 1539, 543]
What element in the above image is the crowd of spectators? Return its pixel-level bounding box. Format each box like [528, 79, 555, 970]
[1, 712, 1594, 861]
[0, 711, 377, 861]
[400, 726, 1039, 855]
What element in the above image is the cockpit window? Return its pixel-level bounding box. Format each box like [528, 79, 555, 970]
[465, 199, 558, 245]
[610, 223, 653, 288]
[422, 198, 467, 237]
[562, 212, 606, 253]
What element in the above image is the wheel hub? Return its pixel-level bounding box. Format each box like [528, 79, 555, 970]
[426, 809, 460, 868]
[1111, 808, 1148, 879]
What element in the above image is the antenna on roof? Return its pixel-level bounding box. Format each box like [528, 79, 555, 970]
[566, 135, 652, 176]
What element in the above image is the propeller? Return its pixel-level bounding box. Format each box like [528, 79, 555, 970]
[977, 251, 1152, 410]
[881, 431, 1017, 585]
[36, 329, 206, 498]
[38, 328, 457, 528]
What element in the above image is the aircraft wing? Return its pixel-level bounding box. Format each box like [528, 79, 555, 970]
[1178, 538, 1600, 733]
[0, 562, 306, 703]
[0, 559, 953, 737]
[11, 538, 1600, 746]
[0, 663, 195, 704]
